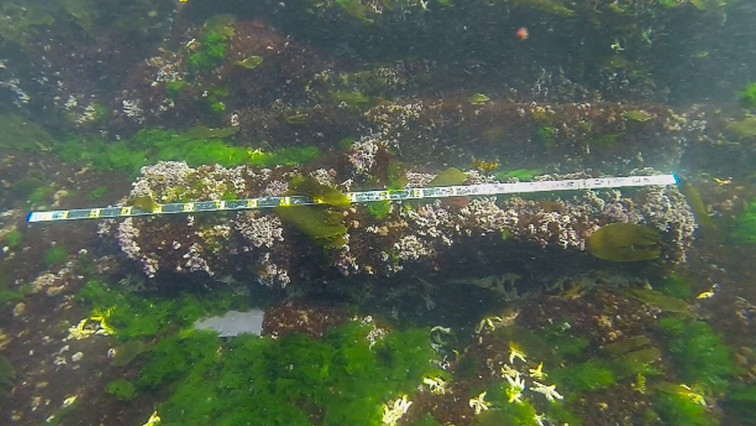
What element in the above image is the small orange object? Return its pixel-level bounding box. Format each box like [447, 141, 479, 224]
[516, 27, 529, 40]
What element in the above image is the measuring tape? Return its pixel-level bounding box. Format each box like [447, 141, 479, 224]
[27, 174, 678, 223]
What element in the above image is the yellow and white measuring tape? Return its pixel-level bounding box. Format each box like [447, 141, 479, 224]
[27, 174, 678, 223]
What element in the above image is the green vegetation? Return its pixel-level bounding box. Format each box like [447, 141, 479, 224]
[739, 83, 756, 109]
[54, 129, 321, 176]
[288, 176, 351, 208]
[475, 383, 538, 425]
[138, 322, 438, 425]
[512, 0, 576, 16]
[553, 360, 616, 392]
[44, 246, 69, 267]
[428, 167, 467, 187]
[586, 223, 661, 262]
[656, 273, 692, 300]
[494, 169, 544, 182]
[0, 113, 53, 152]
[731, 200, 756, 244]
[621, 109, 655, 123]
[1, 229, 23, 249]
[187, 23, 234, 74]
[106, 379, 137, 401]
[726, 117, 756, 140]
[166, 79, 189, 98]
[536, 126, 557, 148]
[367, 200, 392, 220]
[725, 384, 756, 425]
[235, 55, 264, 70]
[656, 393, 714, 426]
[76, 280, 247, 340]
[87, 186, 108, 200]
[277, 206, 348, 249]
[623, 288, 692, 315]
[660, 317, 735, 393]
[0, 354, 15, 397]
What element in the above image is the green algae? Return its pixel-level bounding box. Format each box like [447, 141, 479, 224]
[731, 200, 756, 244]
[235, 55, 264, 70]
[289, 176, 351, 208]
[0, 2, 55, 47]
[140, 322, 439, 425]
[469, 93, 490, 106]
[623, 288, 692, 315]
[54, 129, 321, 176]
[656, 273, 693, 300]
[660, 317, 735, 393]
[474, 383, 538, 425]
[367, 200, 392, 220]
[0, 114, 53, 152]
[621, 109, 655, 123]
[656, 392, 714, 426]
[76, 280, 245, 341]
[106, 379, 137, 401]
[726, 117, 756, 140]
[44, 246, 69, 267]
[739, 83, 756, 109]
[0, 354, 15, 397]
[428, 168, 467, 187]
[494, 169, 544, 182]
[1, 229, 23, 249]
[586, 223, 661, 262]
[277, 206, 348, 250]
[725, 384, 756, 425]
[554, 360, 616, 392]
[513, 0, 576, 16]
[188, 22, 234, 74]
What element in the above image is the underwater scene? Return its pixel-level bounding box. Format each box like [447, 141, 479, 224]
[1, 0, 756, 424]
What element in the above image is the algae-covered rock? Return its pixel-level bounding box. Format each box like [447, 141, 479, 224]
[586, 223, 661, 262]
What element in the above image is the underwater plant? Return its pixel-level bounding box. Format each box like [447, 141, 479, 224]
[44, 246, 69, 267]
[106, 379, 137, 401]
[660, 317, 735, 393]
[277, 206, 348, 250]
[187, 22, 234, 74]
[738, 83, 756, 109]
[139, 321, 439, 425]
[586, 223, 661, 262]
[0, 354, 15, 397]
[731, 200, 756, 244]
[53, 128, 321, 176]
